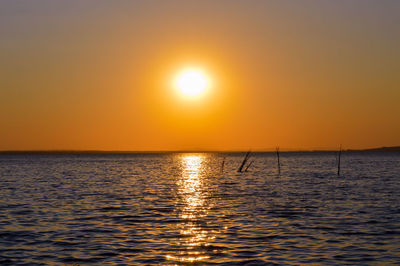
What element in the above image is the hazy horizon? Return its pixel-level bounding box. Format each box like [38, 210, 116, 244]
[1, 145, 399, 153]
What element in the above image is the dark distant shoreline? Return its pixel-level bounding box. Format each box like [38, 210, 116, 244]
[0, 146, 399, 155]
[346, 146, 400, 152]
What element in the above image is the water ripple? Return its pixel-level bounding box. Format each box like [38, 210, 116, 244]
[0, 152, 399, 264]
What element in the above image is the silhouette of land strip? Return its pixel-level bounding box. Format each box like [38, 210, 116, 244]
[0, 146, 399, 154]
[347, 146, 400, 152]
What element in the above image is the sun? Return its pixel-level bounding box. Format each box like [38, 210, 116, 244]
[174, 68, 210, 99]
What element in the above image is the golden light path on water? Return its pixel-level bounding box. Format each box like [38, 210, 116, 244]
[166, 154, 215, 263]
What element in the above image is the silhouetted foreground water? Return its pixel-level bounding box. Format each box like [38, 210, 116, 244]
[0, 152, 399, 265]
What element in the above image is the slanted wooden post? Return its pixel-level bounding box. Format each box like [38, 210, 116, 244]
[244, 160, 253, 172]
[221, 157, 225, 173]
[238, 151, 251, 172]
[337, 145, 342, 176]
[276, 147, 281, 175]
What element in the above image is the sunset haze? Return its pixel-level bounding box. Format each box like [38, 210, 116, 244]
[1, 0, 399, 151]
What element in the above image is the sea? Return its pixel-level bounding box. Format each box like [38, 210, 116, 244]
[0, 152, 399, 265]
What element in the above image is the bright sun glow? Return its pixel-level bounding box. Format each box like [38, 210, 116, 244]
[175, 68, 210, 99]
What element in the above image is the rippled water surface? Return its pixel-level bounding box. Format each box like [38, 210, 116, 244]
[0, 152, 399, 265]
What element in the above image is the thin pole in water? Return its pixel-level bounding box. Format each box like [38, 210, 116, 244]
[221, 157, 225, 173]
[276, 147, 281, 175]
[337, 145, 342, 176]
[238, 151, 251, 172]
[244, 160, 253, 172]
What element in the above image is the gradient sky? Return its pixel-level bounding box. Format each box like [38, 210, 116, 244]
[1, 0, 399, 151]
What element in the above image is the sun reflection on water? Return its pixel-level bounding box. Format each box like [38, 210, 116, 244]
[166, 154, 214, 263]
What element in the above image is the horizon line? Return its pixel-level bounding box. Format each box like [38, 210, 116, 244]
[0, 146, 399, 154]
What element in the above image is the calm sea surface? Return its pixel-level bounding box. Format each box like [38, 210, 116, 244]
[0, 152, 399, 265]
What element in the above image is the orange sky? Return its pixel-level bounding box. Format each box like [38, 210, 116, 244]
[1, 1, 399, 151]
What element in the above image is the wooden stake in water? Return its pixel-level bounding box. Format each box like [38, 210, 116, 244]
[238, 151, 251, 172]
[221, 157, 225, 173]
[276, 147, 281, 175]
[244, 160, 253, 172]
[337, 145, 342, 176]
